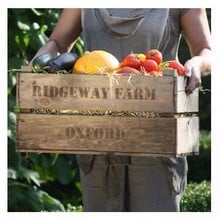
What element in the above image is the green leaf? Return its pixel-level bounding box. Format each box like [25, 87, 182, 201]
[17, 21, 30, 31]
[40, 25, 48, 33]
[14, 107, 21, 114]
[8, 111, 16, 125]
[31, 8, 43, 16]
[18, 167, 41, 187]
[33, 22, 40, 30]
[8, 181, 65, 211]
[23, 34, 30, 47]
[41, 192, 65, 211]
[8, 183, 43, 211]
[8, 168, 18, 179]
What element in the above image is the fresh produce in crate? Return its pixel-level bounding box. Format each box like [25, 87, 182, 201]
[47, 52, 79, 72]
[116, 66, 141, 75]
[117, 49, 185, 76]
[120, 53, 142, 69]
[140, 59, 159, 75]
[32, 48, 185, 76]
[145, 49, 163, 65]
[32, 52, 79, 73]
[159, 60, 185, 75]
[73, 50, 120, 74]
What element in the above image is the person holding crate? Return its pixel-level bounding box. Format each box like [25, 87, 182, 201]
[32, 9, 211, 211]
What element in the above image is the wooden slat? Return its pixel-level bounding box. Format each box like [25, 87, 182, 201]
[175, 76, 199, 113]
[176, 117, 199, 155]
[16, 114, 199, 157]
[16, 72, 198, 113]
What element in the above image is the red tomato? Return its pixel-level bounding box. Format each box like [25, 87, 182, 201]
[120, 54, 141, 69]
[160, 60, 185, 75]
[116, 66, 141, 75]
[140, 59, 158, 74]
[145, 49, 163, 65]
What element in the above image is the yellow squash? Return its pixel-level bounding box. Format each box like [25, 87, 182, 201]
[73, 50, 120, 74]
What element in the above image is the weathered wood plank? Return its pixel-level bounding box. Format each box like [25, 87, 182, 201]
[175, 76, 199, 113]
[176, 117, 199, 155]
[16, 114, 199, 157]
[16, 72, 198, 113]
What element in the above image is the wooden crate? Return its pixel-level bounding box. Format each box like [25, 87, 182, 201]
[16, 69, 199, 157]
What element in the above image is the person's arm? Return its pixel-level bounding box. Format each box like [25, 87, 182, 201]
[49, 8, 82, 53]
[180, 8, 211, 93]
[31, 9, 82, 61]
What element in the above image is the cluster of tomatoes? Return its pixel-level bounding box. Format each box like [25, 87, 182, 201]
[117, 49, 185, 76]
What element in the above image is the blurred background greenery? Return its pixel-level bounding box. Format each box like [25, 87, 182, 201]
[8, 9, 211, 212]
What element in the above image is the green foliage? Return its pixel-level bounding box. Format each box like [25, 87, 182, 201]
[8, 9, 61, 68]
[182, 131, 211, 212]
[25, 153, 82, 206]
[8, 180, 65, 212]
[180, 180, 211, 212]
[187, 131, 211, 182]
[66, 204, 83, 212]
[8, 9, 84, 212]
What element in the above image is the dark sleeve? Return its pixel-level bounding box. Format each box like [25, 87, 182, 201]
[179, 8, 191, 17]
[169, 9, 191, 34]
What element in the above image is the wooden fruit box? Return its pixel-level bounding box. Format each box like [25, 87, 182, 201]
[16, 68, 199, 157]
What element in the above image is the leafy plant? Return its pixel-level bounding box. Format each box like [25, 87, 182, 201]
[180, 180, 211, 212]
[8, 180, 65, 212]
[187, 131, 211, 182]
[8, 9, 84, 212]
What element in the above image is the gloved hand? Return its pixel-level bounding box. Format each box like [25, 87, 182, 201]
[29, 40, 60, 65]
[184, 56, 203, 94]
